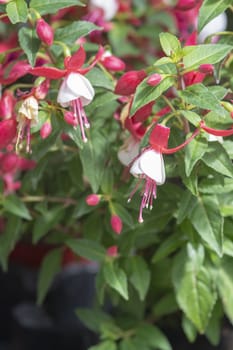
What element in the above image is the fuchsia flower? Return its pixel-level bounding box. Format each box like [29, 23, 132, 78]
[128, 124, 201, 222]
[128, 124, 169, 223]
[90, 0, 119, 21]
[29, 46, 103, 142]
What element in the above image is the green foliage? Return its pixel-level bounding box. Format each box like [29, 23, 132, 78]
[6, 0, 28, 24]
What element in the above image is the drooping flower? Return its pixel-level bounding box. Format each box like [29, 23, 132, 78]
[128, 124, 200, 222]
[29, 46, 103, 142]
[16, 96, 39, 153]
[89, 0, 119, 21]
[128, 124, 169, 223]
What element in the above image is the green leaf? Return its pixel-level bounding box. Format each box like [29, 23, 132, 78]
[89, 341, 117, 350]
[79, 130, 107, 193]
[136, 323, 172, 350]
[202, 142, 233, 178]
[153, 293, 178, 318]
[173, 245, 217, 333]
[130, 77, 174, 116]
[185, 134, 208, 176]
[183, 44, 232, 72]
[30, 0, 84, 15]
[0, 215, 21, 271]
[152, 232, 185, 262]
[33, 206, 64, 243]
[128, 256, 150, 301]
[6, 0, 28, 24]
[86, 68, 114, 91]
[76, 308, 113, 333]
[103, 262, 128, 300]
[178, 84, 223, 113]
[66, 239, 106, 262]
[54, 21, 100, 45]
[189, 195, 223, 256]
[182, 315, 197, 343]
[217, 257, 233, 324]
[37, 248, 63, 304]
[199, 177, 233, 194]
[3, 195, 31, 220]
[179, 110, 201, 127]
[177, 191, 197, 224]
[159, 32, 181, 57]
[198, 0, 233, 32]
[18, 27, 41, 66]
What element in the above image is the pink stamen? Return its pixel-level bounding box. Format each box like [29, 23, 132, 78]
[135, 177, 157, 223]
[73, 99, 88, 143]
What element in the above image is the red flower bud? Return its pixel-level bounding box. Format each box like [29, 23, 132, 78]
[110, 215, 122, 235]
[64, 111, 78, 127]
[86, 194, 100, 206]
[1, 153, 19, 173]
[40, 121, 52, 139]
[114, 70, 146, 96]
[175, 0, 200, 11]
[147, 73, 162, 86]
[107, 245, 118, 257]
[36, 18, 54, 46]
[0, 90, 15, 120]
[198, 64, 214, 75]
[0, 119, 17, 149]
[101, 55, 126, 72]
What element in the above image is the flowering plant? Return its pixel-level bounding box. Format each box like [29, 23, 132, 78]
[0, 0, 233, 348]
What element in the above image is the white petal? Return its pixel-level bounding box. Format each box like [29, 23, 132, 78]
[208, 134, 223, 143]
[139, 149, 165, 185]
[90, 0, 118, 20]
[57, 73, 95, 106]
[130, 157, 143, 177]
[198, 12, 227, 42]
[118, 137, 140, 166]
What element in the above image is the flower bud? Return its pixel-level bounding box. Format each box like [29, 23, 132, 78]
[107, 245, 118, 257]
[86, 194, 100, 206]
[175, 0, 200, 11]
[198, 64, 214, 75]
[1, 153, 19, 173]
[101, 55, 125, 72]
[114, 70, 146, 96]
[64, 111, 78, 127]
[0, 118, 17, 149]
[0, 90, 15, 120]
[36, 18, 54, 46]
[110, 215, 122, 235]
[147, 73, 162, 86]
[40, 121, 52, 139]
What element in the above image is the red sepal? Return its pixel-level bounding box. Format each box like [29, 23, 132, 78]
[159, 128, 200, 154]
[65, 45, 86, 70]
[78, 45, 104, 74]
[29, 66, 66, 79]
[200, 121, 233, 137]
[149, 124, 170, 149]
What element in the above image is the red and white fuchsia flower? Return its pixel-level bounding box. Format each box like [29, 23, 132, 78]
[128, 124, 169, 223]
[29, 46, 103, 142]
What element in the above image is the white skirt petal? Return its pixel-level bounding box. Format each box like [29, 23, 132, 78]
[57, 72, 95, 106]
[139, 149, 166, 185]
